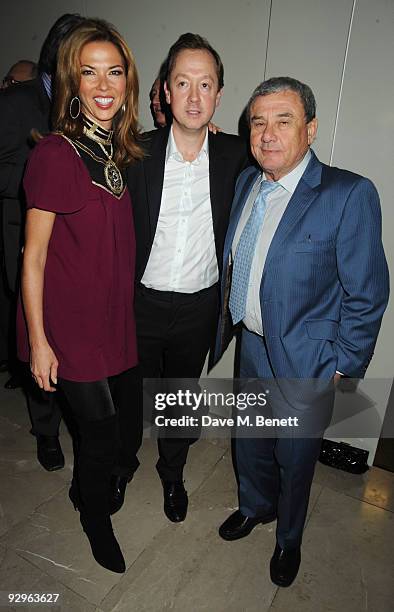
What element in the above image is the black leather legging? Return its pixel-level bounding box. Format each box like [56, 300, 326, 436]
[59, 366, 142, 516]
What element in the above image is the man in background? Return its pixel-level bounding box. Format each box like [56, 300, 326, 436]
[0, 13, 84, 471]
[149, 76, 168, 128]
[1, 58, 37, 370]
[1, 60, 37, 89]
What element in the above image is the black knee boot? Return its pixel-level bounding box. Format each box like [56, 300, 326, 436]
[79, 513, 125, 573]
[75, 414, 125, 573]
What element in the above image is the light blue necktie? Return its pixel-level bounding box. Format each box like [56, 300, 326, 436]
[229, 179, 279, 324]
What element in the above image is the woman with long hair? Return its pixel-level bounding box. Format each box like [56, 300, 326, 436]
[17, 18, 143, 573]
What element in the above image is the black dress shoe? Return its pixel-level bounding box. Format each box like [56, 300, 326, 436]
[4, 373, 23, 389]
[270, 544, 301, 587]
[219, 509, 277, 541]
[36, 435, 65, 471]
[80, 514, 125, 573]
[110, 475, 129, 515]
[161, 480, 188, 522]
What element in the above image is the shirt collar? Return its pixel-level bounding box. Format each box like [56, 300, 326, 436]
[166, 126, 209, 164]
[41, 72, 52, 100]
[263, 148, 312, 194]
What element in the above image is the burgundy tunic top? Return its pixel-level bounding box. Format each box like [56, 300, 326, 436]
[17, 134, 137, 382]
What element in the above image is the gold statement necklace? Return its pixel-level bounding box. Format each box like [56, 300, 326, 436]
[72, 118, 124, 196]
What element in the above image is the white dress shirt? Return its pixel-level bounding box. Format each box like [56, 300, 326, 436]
[232, 150, 311, 335]
[142, 127, 218, 292]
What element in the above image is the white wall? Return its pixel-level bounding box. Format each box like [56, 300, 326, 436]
[328, 0, 394, 460]
[1, 0, 393, 461]
[0, 0, 82, 72]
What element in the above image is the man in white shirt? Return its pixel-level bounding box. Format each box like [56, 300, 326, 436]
[214, 77, 389, 587]
[128, 33, 247, 522]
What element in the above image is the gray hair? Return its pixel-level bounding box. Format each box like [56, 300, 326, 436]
[247, 76, 316, 124]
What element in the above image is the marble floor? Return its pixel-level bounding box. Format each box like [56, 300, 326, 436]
[1, 372, 393, 612]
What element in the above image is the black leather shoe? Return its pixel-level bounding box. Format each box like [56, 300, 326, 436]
[270, 544, 301, 587]
[161, 480, 188, 522]
[4, 373, 22, 389]
[219, 509, 276, 541]
[80, 514, 125, 573]
[36, 435, 65, 471]
[110, 475, 129, 515]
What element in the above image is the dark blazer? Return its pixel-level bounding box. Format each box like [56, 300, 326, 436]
[127, 125, 248, 283]
[0, 77, 50, 291]
[214, 151, 389, 379]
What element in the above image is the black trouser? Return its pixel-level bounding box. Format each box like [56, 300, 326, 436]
[135, 283, 219, 482]
[0, 255, 11, 363]
[58, 366, 142, 516]
[26, 379, 63, 436]
[19, 363, 63, 436]
[1, 197, 22, 372]
[1, 219, 62, 436]
[1, 197, 61, 435]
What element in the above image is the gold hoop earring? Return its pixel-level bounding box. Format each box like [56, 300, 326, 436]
[121, 103, 126, 113]
[69, 96, 81, 119]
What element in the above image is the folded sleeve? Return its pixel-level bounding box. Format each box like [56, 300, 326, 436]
[23, 134, 90, 214]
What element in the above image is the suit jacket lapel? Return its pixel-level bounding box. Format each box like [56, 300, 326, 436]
[223, 166, 260, 266]
[144, 126, 170, 241]
[263, 151, 323, 274]
[208, 131, 228, 237]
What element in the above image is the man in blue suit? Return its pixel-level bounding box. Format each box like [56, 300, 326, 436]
[215, 77, 389, 587]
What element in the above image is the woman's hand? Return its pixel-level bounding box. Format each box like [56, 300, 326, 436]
[30, 342, 58, 392]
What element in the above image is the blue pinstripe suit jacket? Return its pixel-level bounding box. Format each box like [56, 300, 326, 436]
[214, 150, 389, 379]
